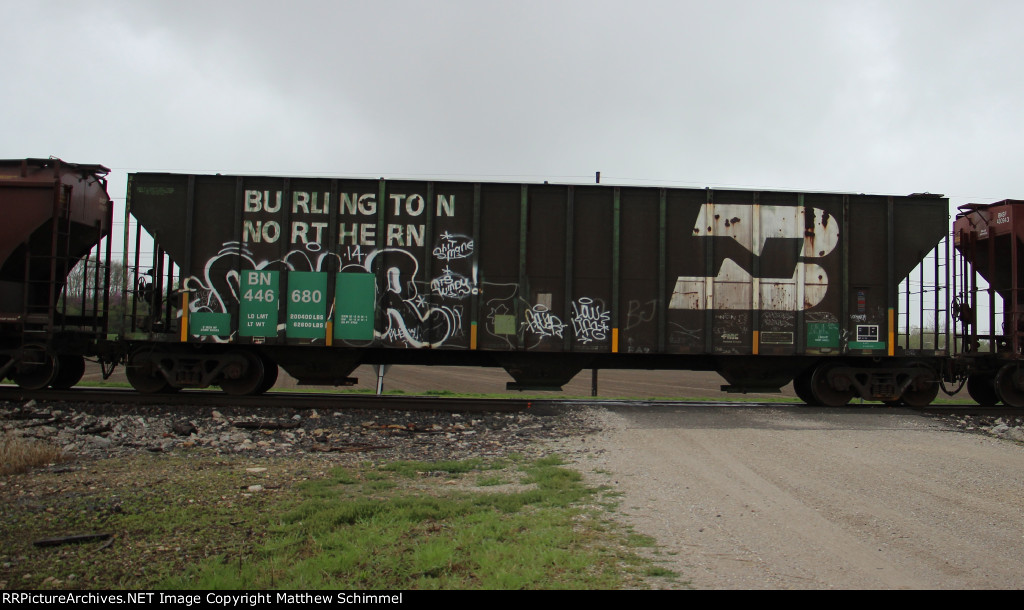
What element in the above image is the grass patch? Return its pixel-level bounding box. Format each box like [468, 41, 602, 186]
[0, 453, 289, 588]
[644, 565, 678, 578]
[76, 380, 132, 389]
[380, 458, 487, 478]
[162, 456, 643, 589]
[1, 453, 666, 590]
[475, 475, 507, 487]
[626, 532, 658, 547]
[0, 433, 66, 475]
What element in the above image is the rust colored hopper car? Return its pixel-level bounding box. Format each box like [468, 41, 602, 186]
[0, 159, 113, 389]
[953, 200, 1024, 406]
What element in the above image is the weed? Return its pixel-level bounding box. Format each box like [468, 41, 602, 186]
[381, 459, 484, 478]
[645, 566, 678, 578]
[0, 433, 65, 475]
[626, 532, 658, 547]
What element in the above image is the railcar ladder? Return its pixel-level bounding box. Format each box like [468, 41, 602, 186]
[22, 182, 113, 347]
[897, 233, 951, 355]
[21, 184, 74, 347]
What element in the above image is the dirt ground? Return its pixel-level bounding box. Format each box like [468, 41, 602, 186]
[553, 404, 1024, 589]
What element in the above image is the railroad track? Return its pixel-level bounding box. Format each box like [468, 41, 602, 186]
[1, 385, 1017, 417]
[0, 386, 534, 413]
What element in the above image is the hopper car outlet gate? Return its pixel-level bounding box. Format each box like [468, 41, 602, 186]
[1, 159, 1023, 407]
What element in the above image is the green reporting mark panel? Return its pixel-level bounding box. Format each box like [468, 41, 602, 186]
[239, 270, 280, 337]
[334, 273, 376, 341]
[286, 271, 328, 339]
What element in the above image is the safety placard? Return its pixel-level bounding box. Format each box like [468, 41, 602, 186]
[190, 312, 231, 337]
[806, 323, 839, 348]
[850, 324, 884, 350]
[286, 272, 328, 339]
[239, 270, 279, 337]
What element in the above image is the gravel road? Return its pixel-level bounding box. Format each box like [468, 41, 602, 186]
[557, 404, 1024, 589]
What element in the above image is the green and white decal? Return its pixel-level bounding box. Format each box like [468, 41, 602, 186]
[287, 271, 328, 338]
[239, 270, 279, 337]
[807, 322, 839, 348]
[190, 312, 231, 337]
[850, 324, 884, 350]
[334, 272, 376, 341]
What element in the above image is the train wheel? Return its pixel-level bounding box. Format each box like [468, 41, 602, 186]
[994, 364, 1024, 408]
[258, 355, 279, 394]
[51, 355, 86, 389]
[899, 369, 939, 408]
[126, 349, 170, 394]
[967, 374, 999, 406]
[13, 345, 58, 390]
[793, 368, 819, 405]
[220, 351, 266, 396]
[809, 363, 854, 407]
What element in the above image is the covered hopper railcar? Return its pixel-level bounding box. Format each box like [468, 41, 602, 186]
[0, 159, 114, 390]
[118, 171, 953, 406]
[952, 200, 1024, 406]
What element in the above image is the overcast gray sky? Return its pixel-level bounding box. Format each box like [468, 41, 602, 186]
[5, 0, 1023, 209]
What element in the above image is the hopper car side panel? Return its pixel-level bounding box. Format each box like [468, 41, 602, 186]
[124, 172, 949, 402]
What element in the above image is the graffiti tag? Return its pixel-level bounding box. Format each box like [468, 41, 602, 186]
[433, 232, 474, 261]
[524, 304, 566, 339]
[431, 266, 477, 300]
[571, 297, 610, 344]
